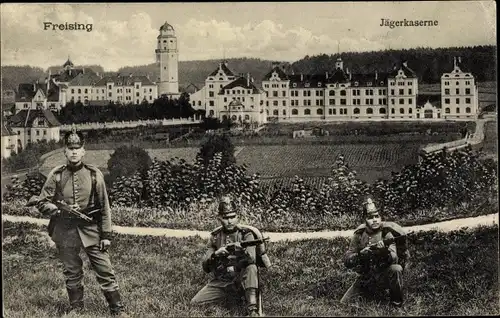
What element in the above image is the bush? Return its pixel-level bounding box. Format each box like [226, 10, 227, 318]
[107, 145, 152, 187]
[196, 133, 236, 168]
[2, 140, 61, 173]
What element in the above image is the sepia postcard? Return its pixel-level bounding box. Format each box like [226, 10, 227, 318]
[1, 2, 498, 317]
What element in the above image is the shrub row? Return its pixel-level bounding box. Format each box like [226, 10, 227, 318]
[4, 145, 497, 231]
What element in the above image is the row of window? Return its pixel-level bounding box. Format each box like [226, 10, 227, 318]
[15, 129, 47, 136]
[444, 98, 472, 104]
[444, 88, 472, 95]
[389, 81, 414, 86]
[70, 88, 154, 94]
[263, 83, 288, 88]
[444, 107, 473, 114]
[107, 84, 143, 90]
[443, 80, 473, 85]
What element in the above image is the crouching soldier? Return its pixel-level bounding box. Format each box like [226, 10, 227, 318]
[191, 196, 271, 317]
[27, 126, 127, 316]
[340, 198, 409, 307]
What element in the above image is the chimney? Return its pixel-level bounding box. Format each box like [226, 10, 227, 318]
[33, 83, 36, 91]
[375, 71, 378, 80]
[247, 73, 250, 86]
[300, 74, 303, 81]
[325, 71, 328, 79]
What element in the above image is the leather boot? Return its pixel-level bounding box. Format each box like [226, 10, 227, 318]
[67, 286, 84, 313]
[103, 290, 126, 316]
[245, 288, 259, 317]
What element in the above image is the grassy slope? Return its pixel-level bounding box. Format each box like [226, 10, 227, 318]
[3, 221, 498, 317]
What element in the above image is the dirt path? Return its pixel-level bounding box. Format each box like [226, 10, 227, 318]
[2, 213, 498, 242]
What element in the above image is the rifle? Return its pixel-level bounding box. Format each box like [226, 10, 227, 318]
[224, 237, 270, 254]
[27, 195, 100, 223]
[366, 233, 411, 251]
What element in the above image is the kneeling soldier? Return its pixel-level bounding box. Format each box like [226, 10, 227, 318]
[28, 126, 127, 316]
[341, 198, 406, 307]
[191, 196, 271, 317]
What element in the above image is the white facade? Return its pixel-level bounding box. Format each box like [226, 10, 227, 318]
[1, 131, 18, 159]
[9, 116, 60, 150]
[440, 57, 479, 119]
[155, 22, 180, 98]
[93, 76, 158, 105]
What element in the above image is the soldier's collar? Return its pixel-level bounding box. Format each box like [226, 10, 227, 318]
[222, 224, 241, 234]
[67, 162, 84, 172]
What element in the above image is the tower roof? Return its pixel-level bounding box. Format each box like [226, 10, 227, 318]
[160, 21, 174, 31]
[63, 58, 74, 68]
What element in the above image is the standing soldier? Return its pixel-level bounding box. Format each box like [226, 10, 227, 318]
[191, 196, 271, 317]
[340, 198, 407, 307]
[30, 126, 126, 316]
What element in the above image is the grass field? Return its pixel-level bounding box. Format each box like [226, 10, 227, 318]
[3, 220, 498, 317]
[236, 143, 422, 183]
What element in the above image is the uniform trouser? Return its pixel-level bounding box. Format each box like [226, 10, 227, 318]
[191, 264, 258, 304]
[340, 264, 403, 304]
[56, 224, 119, 292]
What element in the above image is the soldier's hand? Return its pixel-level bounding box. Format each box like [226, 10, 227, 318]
[41, 203, 60, 217]
[215, 246, 229, 256]
[376, 241, 385, 249]
[68, 203, 81, 211]
[99, 239, 111, 252]
[360, 246, 372, 255]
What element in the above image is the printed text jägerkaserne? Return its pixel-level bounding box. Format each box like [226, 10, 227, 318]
[380, 18, 438, 29]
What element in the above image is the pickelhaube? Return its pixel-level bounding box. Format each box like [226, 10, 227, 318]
[64, 124, 84, 148]
[218, 196, 237, 217]
[363, 197, 379, 217]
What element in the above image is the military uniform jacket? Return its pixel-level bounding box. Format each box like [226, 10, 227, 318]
[344, 222, 398, 273]
[39, 163, 112, 247]
[202, 225, 257, 282]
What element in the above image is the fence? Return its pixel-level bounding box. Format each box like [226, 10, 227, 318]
[60, 117, 202, 131]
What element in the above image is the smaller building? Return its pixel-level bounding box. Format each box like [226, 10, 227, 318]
[440, 57, 479, 119]
[93, 74, 158, 105]
[1, 119, 18, 159]
[7, 109, 61, 150]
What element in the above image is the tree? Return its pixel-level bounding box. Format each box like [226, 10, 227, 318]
[107, 145, 152, 186]
[197, 133, 236, 168]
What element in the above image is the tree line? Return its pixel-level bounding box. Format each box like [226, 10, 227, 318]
[55, 93, 202, 124]
[292, 46, 496, 83]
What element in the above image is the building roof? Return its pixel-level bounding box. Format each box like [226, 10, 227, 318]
[94, 75, 155, 86]
[389, 62, 417, 78]
[51, 68, 86, 83]
[262, 66, 289, 81]
[208, 62, 235, 77]
[68, 72, 101, 86]
[417, 94, 442, 108]
[289, 73, 330, 88]
[1, 119, 16, 136]
[160, 21, 174, 31]
[219, 76, 260, 94]
[327, 68, 350, 84]
[8, 109, 61, 128]
[350, 72, 390, 87]
[15, 83, 46, 102]
[63, 58, 74, 68]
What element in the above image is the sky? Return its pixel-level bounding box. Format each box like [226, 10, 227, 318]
[0, 2, 496, 71]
